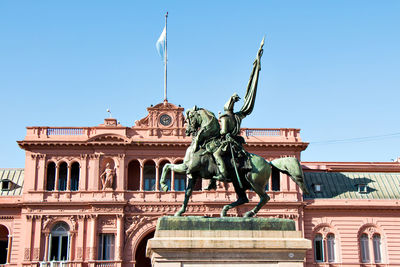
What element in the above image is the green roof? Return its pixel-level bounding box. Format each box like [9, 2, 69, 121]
[0, 168, 24, 196]
[304, 172, 400, 199]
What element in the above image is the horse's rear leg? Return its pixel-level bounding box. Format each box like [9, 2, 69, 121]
[175, 177, 194, 216]
[244, 184, 270, 217]
[221, 188, 249, 217]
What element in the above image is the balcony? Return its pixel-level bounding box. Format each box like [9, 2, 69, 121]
[22, 126, 303, 144]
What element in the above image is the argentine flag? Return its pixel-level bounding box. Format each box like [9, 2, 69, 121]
[156, 26, 166, 62]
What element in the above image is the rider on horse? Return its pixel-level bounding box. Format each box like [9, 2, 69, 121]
[206, 38, 264, 189]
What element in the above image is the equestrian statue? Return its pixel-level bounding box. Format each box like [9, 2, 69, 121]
[160, 37, 309, 217]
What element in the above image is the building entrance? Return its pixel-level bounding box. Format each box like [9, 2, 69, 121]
[135, 230, 155, 267]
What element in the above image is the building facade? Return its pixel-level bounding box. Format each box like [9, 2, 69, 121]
[0, 101, 399, 266]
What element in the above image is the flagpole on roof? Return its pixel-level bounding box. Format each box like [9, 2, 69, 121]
[164, 12, 168, 102]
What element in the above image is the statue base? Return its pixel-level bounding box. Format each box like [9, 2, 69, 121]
[146, 216, 311, 267]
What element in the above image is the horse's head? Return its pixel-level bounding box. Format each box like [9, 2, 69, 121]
[185, 106, 201, 136]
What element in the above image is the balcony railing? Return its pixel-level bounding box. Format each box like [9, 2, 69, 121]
[96, 262, 116, 267]
[39, 262, 69, 267]
[244, 129, 281, 137]
[47, 128, 85, 136]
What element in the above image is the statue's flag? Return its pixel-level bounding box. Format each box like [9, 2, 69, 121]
[156, 26, 166, 62]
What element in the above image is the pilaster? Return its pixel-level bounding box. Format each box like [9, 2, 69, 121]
[117, 154, 126, 191]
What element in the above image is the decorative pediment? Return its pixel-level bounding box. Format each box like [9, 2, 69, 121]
[133, 101, 186, 138]
[88, 134, 129, 143]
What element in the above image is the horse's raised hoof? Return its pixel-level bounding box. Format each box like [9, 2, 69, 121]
[161, 184, 169, 192]
[220, 206, 229, 217]
[244, 210, 256, 218]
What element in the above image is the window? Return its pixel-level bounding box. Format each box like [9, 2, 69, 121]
[70, 162, 80, 191]
[358, 184, 368, 193]
[360, 233, 370, 263]
[174, 160, 186, 191]
[327, 234, 335, 262]
[49, 222, 70, 261]
[271, 167, 280, 191]
[143, 162, 156, 191]
[174, 173, 186, 191]
[98, 234, 115, 260]
[314, 234, 324, 262]
[313, 184, 322, 193]
[373, 234, 382, 263]
[46, 162, 56, 191]
[127, 160, 140, 190]
[58, 162, 68, 191]
[1, 180, 11, 191]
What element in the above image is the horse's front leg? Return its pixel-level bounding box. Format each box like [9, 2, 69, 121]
[175, 177, 194, 216]
[160, 163, 173, 192]
[160, 163, 188, 192]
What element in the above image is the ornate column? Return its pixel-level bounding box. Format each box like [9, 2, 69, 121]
[155, 164, 160, 191]
[268, 177, 272, 192]
[117, 154, 126, 191]
[171, 169, 175, 191]
[139, 161, 144, 191]
[67, 164, 71, 191]
[75, 215, 85, 262]
[24, 215, 33, 262]
[36, 154, 46, 191]
[89, 154, 101, 190]
[43, 233, 50, 261]
[80, 154, 89, 191]
[281, 173, 289, 191]
[115, 215, 124, 261]
[88, 215, 98, 260]
[69, 232, 75, 261]
[6, 234, 12, 264]
[55, 165, 60, 191]
[32, 215, 42, 262]
[368, 231, 375, 264]
[30, 153, 39, 191]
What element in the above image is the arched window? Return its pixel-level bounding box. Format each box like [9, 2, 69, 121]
[327, 234, 336, 262]
[314, 234, 324, 262]
[143, 161, 156, 191]
[0, 225, 9, 264]
[127, 160, 140, 190]
[373, 234, 382, 263]
[70, 162, 80, 191]
[50, 222, 70, 261]
[46, 162, 56, 191]
[360, 233, 370, 263]
[58, 162, 68, 191]
[174, 160, 186, 191]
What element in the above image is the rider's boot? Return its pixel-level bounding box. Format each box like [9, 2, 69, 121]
[212, 149, 228, 181]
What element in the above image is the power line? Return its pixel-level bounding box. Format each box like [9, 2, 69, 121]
[310, 132, 400, 145]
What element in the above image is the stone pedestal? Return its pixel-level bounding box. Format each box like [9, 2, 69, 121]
[146, 216, 311, 267]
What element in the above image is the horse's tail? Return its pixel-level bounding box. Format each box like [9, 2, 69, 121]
[270, 157, 309, 195]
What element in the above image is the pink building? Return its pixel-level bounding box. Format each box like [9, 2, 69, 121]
[0, 101, 399, 266]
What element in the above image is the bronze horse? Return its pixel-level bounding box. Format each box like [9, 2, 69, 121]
[160, 107, 309, 217]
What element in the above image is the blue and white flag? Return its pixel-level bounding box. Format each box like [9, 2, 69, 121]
[156, 26, 166, 62]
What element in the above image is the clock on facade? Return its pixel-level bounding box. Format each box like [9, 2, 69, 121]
[159, 114, 172, 126]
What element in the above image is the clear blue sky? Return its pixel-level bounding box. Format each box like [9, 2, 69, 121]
[1, 1, 399, 168]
